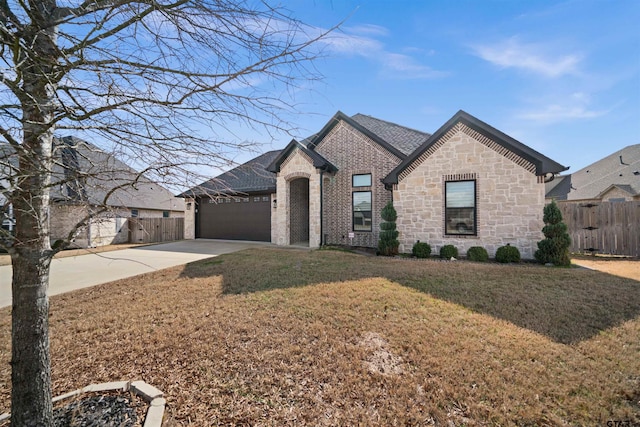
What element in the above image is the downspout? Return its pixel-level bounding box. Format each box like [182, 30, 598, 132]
[319, 169, 324, 247]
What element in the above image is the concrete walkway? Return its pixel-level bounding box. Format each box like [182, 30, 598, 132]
[0, 240, 270, 308]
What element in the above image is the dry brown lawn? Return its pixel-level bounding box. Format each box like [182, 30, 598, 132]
[572, 257, 640, 282]
[1, 248, 639, 425]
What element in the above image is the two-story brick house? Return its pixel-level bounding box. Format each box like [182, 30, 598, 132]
[185, 110, 568, 258]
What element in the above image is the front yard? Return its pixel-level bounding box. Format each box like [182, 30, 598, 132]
[1, 248, 638, 425]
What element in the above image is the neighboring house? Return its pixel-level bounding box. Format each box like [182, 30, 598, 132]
[545, 144, 640, 202]
[183, 110, 568, 258]
[1, 137, 185, 248]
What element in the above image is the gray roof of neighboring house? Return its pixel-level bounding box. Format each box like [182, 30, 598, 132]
[545, 144, 640, 200]
[384, 110, 569, 185]
[53, 137, 185, 211]
[1, 138, 184, 211]
[181, 150, 282, 197]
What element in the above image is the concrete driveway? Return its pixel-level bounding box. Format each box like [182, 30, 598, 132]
[0, 239, 269, 308]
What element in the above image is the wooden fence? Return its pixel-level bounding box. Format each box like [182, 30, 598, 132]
[557, 200, 640, 257]
[129, 217, 184, 244]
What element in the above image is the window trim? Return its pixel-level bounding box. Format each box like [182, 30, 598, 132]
[352, 190, 372, 232]
[444, 179, 477, 236]
[352, 173, 372, 188]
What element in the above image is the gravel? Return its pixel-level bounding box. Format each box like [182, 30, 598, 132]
[52, 393, 143, 427]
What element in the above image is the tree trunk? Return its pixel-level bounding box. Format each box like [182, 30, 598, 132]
[10, 252, 53, 426]
[10, 0, 59, 423]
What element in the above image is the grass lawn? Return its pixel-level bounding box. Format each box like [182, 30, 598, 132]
[0, 248, 639, 425]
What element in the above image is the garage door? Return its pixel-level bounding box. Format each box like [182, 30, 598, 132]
[196, 194, 271, 241]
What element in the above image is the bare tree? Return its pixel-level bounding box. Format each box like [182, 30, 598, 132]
[0, 0, 333, 423]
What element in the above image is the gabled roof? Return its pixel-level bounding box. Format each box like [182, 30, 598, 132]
[51, 137, 185, 211]
[266, 139, 337, 174]
[350, 114, 430, 156]
[181, 150, 282, 197]
[384, 110, 569, 185]
[545, 144, 640, 200]
[2, 138, 184, 211]
[596, 184, 637, 198]
[307, 111, 430, 160]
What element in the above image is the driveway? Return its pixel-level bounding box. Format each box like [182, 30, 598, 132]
[0, 240, 270, 308]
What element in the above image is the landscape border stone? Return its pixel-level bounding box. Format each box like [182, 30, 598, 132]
[0, 380, 165, 426]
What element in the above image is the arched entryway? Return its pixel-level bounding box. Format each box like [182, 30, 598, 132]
[289, 177, 309, 245]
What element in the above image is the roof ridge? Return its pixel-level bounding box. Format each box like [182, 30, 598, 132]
[351, 113, 431, 136]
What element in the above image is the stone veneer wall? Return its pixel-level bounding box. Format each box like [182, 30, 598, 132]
[274, 149, 321, 247]
[315, 121, 402, 248]
[393, 124, 545, 259]
[183, 198, 196, 239]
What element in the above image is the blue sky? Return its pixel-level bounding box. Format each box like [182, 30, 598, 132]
[241, 0, 639, 173]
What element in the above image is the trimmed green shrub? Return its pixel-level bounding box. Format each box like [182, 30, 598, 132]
[412, 241, 431, 258]
[495, 244, 521, 263]
[440, 244, 458, 259]
[378, 202, 399, 256]
[535, 200, 571, 266]
[467, 246, 489, 262]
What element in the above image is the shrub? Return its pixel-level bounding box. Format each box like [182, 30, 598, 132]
[378, 202, 399, 256]
[467, 246, 489, 262]
[412, 241, 431, 258]
[439, 244, 458, 259]
[495, 244, 521, 263]
[535, 200, 571, 266]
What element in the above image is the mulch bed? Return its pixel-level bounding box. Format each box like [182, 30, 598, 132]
[1, 391, 147, 427]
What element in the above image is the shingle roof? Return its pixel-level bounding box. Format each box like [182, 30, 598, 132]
[181, 150, 281, 197]
[1, 138, 184, 211]
[545, 144, 640, 200]
[350, 114, 430, 156]
[384, 110, 569, 185]
[307, 111, 430, 160]
[52, 137, 185, 211]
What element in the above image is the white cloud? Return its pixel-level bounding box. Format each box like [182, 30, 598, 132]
[345, 24, 390, 37]
[320, 29, 446, 79]
[472, 37, 582, 78]
[517, 92, 610, 124]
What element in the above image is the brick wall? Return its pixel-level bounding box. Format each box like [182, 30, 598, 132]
[315, 121, 402, 248]
[393, 124, 545, 259]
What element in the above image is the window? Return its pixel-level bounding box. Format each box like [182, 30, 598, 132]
[445, 180, 476, 235]
[353, 191, 372, 231]
[262, 196, 270, 202]
[254, 196, 261, 202]
[162, 211, 170, 218]
[352, 173, 372, 187]
[131, 209, 138, 218]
